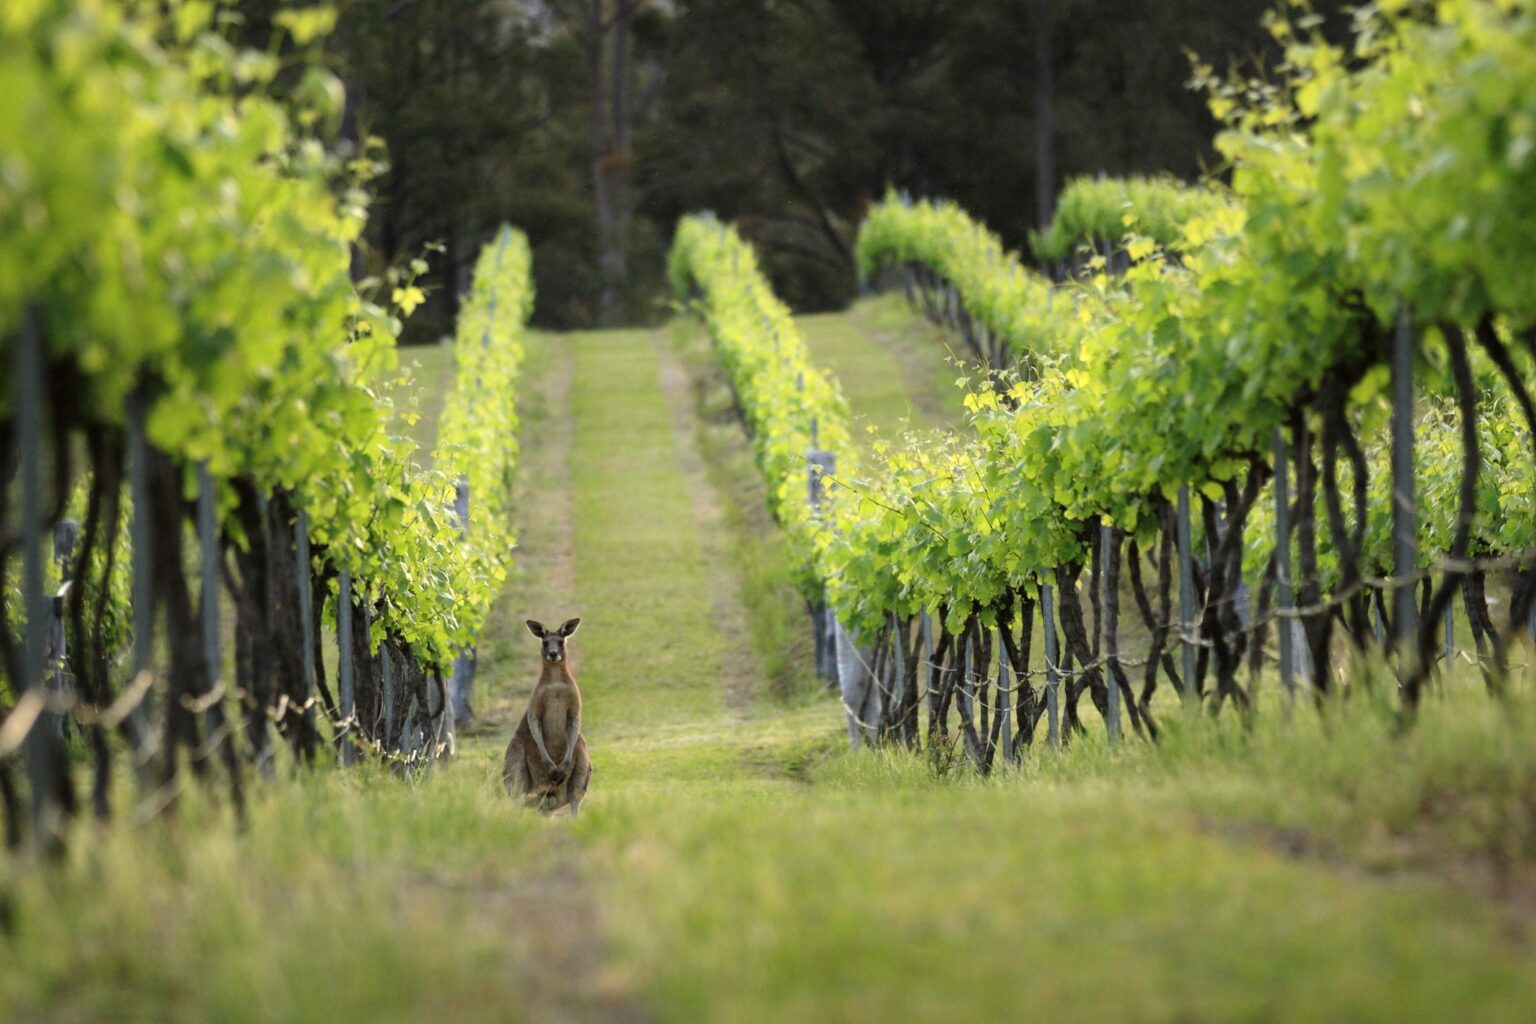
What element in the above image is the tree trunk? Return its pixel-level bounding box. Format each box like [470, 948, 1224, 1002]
[1030, 0, 1056, 231]
[590, 0, 635, 326]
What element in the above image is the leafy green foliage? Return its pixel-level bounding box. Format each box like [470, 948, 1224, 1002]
[669, 215, 853, 597]
[857, 193, 1070, 364]
[0, 0, 532, 674]
[816, 0, 1536, 645]
[1028, 175, 1236, 264]
[428, 227, 533, 652]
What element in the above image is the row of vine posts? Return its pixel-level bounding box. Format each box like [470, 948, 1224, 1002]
[0, 309, 509, 857]
[818, 234, 1536, 772]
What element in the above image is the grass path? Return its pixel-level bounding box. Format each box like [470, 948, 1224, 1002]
[565, 329, 739, 732]
[464, 330, 577, 741]
[797, 294, 966, 439]
[394, 342, 456, 456]
[479, 325, 833, 794]
[651, 332, 766, 712]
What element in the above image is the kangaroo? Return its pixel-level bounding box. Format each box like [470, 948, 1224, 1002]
[502, 617, 591, 815]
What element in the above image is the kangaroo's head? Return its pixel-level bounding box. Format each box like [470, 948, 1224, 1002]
[526, 618, 581, 664]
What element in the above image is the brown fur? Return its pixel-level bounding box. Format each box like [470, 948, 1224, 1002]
[502, 618, 591, 815]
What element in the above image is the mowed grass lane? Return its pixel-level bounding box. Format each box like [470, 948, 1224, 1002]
[566, 329, 739, 733]
[468, 322, 838, 786]
[394, 341, 456, 457]
[796, 293, 966, 441]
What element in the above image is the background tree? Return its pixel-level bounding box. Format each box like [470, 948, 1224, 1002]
[243, 0, 1347, 334]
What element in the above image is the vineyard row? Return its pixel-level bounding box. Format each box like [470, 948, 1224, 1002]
[674, 0, 1536, 767]
[0, 2, 531, 853]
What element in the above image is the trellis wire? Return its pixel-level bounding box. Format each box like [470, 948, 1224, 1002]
[878, 270, 1531, 713]
[687, 233, 1536, 765]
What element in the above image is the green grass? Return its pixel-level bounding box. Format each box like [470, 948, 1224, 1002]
[0, 765, 552, 1023]
[5, 306, 1536, 1023]
[798, 295, 965, 442]
[577, 678, 1536, 1024]
[666, 317, 822, 699]
[392, 342, 457, 457]
[565, 328, 739, 732]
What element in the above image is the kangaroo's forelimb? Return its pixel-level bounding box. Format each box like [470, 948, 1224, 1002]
[527, 710, 559, 776]
[559, 716, 581, 774]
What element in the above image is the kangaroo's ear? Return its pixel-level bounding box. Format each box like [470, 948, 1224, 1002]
[525, 620, 547, 639]
[558, 617, 582, 637]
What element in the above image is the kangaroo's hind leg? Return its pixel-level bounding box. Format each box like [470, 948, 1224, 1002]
[565, 738, 591, 817]
[502, 733, 534, 798]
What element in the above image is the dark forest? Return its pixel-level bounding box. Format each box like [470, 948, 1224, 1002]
[230, 0, 1349, 335]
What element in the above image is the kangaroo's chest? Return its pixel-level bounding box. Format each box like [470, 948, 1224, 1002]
[533, 681, 581, 756]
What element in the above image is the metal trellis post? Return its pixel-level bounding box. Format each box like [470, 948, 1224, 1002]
[1444, 597, 1455, 677]
[1177, 484, 1197, 704]
[808, 448, 837, 685]
[337, 570, 356, 766]
[296, 508, 318, 746]
[17, 306, 66, 849]
[47, 519, 78, 736]
[197, 464, 222, 747]
[125, 389, 155, 772]
[449, 477, 475, 724]
[382, 643, 395, 752]
[1274, 428, 1296, 700]
[1391, 305, 1418, 655]
[996, 628, 1012, 764]
[1042, 583, 1060, 751]
[921, 609, 933, 727]
[1100, 525, 1120, 744]
[961, 628, 974, 748]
